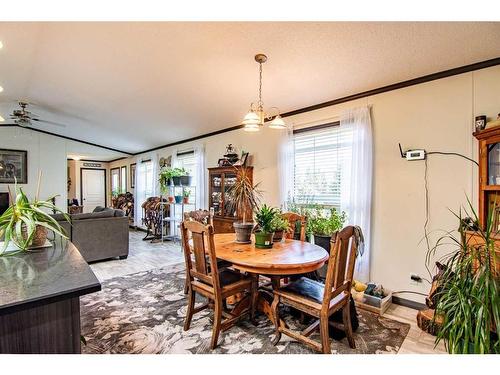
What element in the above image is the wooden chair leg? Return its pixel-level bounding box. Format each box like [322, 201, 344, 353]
[342, 303, 356, 349]
[319, 315, 331, 354]
[184, 289, 195, 331]
[183, 277, 189, 294]
[250, 276, 258, 324]
[271, 295, 281, 345]
[210, 300, 223, 349]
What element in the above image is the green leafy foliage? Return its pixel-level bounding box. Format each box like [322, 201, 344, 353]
[0, 184, 69, 255]
[308, 207, 347, 236]
[158, 167, 189, 193]
[428, 198, 500, 354]
[254, 204, 278, 233]
[270, 213, 290, 232]
[226, 168, 262, 223]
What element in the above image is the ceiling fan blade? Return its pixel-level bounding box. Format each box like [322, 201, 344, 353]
[31, 118, 67, 128]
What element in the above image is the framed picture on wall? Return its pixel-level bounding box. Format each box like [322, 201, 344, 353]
[0, 149, 28, 184]
[130, 163, 136, 188]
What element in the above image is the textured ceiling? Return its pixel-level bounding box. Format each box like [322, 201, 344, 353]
[1, 22, 499, 154]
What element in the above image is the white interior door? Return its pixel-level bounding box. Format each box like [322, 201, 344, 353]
[82, 169, 106, 213]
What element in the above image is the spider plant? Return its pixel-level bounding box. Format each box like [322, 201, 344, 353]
[428, 198, 499, 353]
[0, 180, 69, 255]
[226, 167, 261, 224]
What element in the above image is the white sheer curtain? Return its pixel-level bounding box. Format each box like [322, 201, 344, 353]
[193, 144, 206, 209]
[133, 152, 160, 227]
[278, 126, 294, 209]
[340, 106, 373, 282]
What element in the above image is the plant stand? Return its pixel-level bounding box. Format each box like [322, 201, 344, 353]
[160, 184, 196, 243]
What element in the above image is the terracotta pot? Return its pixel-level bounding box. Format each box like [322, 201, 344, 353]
[168, 196, 174, 203]
[273, 230, 284, 242]
[183, 197, 189, 204]
[22, 225, 48, 248]
[233, 222, 254, 244]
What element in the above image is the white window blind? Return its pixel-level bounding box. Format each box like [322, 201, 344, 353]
[293, 125, 352, 208]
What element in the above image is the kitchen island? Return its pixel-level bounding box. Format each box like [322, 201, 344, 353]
[0, 239, 101, 353]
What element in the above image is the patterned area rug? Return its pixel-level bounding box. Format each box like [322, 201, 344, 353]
[81, 264, 410, 354]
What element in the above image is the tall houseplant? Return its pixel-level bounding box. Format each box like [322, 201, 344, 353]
[226, 168, 261, 243]
[0, 181, 69, 255]
[428, 200, 499, 354]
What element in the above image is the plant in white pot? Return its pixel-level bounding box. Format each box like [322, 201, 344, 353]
[226, 168, 261, 243]
[0, 179, 69, 256]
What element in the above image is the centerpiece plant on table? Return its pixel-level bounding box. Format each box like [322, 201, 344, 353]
[254, 204, 278, 249]
[0, 179, 69, 256]
[428, 199, 499, 354]
[226, 167, 261, 243]
[270, 212, 290, 242]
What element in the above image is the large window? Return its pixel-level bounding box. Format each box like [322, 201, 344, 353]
[142, 160, 154, 197]
[293, 125, 352, 208]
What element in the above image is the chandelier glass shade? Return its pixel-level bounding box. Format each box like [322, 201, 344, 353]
[242, 54, 286, 132]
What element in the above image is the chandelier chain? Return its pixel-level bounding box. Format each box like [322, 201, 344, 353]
[258, 62, 263, 110]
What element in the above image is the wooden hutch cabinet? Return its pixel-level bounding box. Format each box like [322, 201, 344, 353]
[470, 126, 500, 275]
[208, 166, 253, 233]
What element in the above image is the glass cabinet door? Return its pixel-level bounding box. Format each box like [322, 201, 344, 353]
[223, 173, 237, 218]
[487, 143, 500, 185]
[210, 174, 223, 216]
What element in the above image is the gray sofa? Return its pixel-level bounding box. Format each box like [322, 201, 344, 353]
[53, 207, 129, 263]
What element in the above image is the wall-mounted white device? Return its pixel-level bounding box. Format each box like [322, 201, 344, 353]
[399, 143, 426, 161]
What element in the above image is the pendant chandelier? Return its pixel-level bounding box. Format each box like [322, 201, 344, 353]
[241, 54, 286, 132]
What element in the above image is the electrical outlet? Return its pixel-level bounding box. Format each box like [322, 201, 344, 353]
[410, 273, 422, 285]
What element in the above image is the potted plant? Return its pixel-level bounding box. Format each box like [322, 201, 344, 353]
[178, 168, 192, 186]
[168, 195, 174, 203]
[226, 168, 261, 243]
[254, 204, 278, 249]
[0, 182, 69, 255]
[309, 207, 346, 251]
[183, 188, 190, 204]
[271, 213, 290, 242]
[174, 194, 183, 204]
[429, 201, 500, 354]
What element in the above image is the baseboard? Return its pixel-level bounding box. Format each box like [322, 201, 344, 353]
[392, 296, 426, 311]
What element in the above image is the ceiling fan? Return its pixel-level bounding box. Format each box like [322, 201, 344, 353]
[9, 101, 66, 128]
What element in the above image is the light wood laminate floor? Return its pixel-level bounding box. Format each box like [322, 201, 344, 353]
[89, 229, 447, 354]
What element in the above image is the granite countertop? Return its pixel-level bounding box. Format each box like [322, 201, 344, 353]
[0, 239, 101, 314]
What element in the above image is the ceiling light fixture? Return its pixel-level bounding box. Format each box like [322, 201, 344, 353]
[0, 115, 4, 122]
[241, 54, 287, 131]
[0, 86, 3, 93]
[0, 41, 3, 49]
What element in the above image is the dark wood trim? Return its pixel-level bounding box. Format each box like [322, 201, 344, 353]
[392, 296, 426, 311]
[136, 124, 244, 155]
[293, 121, 340, 135]
[109, 157, 127, 163]
[177, 150, 195, 157]
[1, 124, 132, 156]
[66, 158, 109, 164]
[120, 165, 127, 192]
[130, 163, 136, 189]
[80, 168, 107, 209]
[280, 57, 500, 118]
[3, 57, 500, 157]
[131, 57, 500, 155]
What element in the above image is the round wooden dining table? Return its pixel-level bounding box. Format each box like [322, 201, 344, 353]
[213, 233, 329, 324]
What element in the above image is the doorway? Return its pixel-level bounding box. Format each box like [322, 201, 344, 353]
[81, 168, 107, 213]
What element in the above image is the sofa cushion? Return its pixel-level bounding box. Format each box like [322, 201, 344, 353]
[72, 210, 115, 220]
[51, 213, 67, 221]
[93, 206, 114, 213]
[114, 209, 125, 217]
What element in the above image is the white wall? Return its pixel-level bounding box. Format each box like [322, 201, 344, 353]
[0, 127, 68, 208]
[111, 65, 500, 304]
[0, 126, 123, 211]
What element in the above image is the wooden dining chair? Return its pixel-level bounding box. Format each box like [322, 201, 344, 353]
[181, 220, 257, 349]
[271, 225, 359, 353]
[282, 212, 307, 242]
[182, 211, 231, 294]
